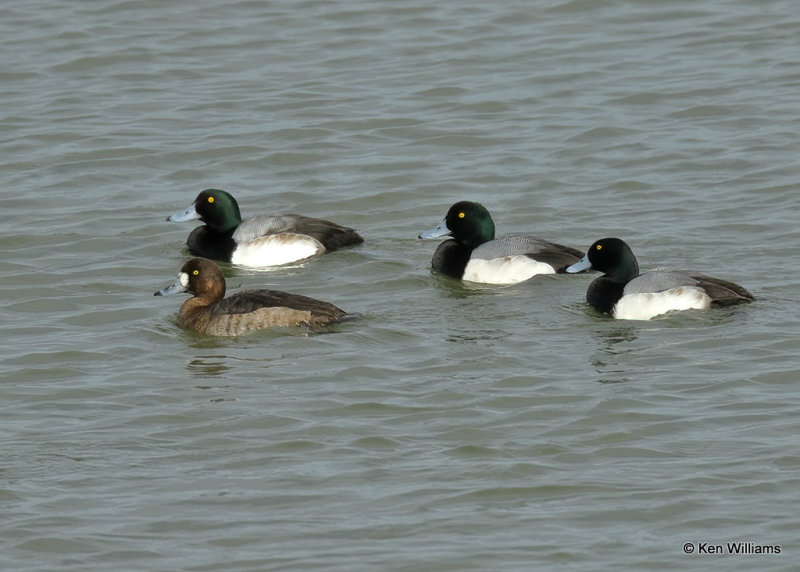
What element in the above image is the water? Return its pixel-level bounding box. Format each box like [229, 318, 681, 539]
[2, 0, 799, 570]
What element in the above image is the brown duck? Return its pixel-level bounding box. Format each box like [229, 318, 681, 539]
[155, 258, 356, 336]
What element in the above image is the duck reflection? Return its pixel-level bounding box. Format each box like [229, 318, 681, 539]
[589, 322, 640, 384]
[187, 356, 231, 378]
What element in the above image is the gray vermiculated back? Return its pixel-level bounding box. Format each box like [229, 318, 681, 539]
[623, 269, 699, 295]
[470, 233, 564, 260]
[231, 215, 302, 243]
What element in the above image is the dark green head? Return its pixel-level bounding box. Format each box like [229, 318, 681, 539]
[418, 201, 496, 248]
[167, 189, 243, 233]
[566, 237, 640, 283]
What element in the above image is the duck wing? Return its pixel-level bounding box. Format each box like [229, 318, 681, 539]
[689, 274, 754, 305]
[471, 233, 583, 272]
[213, 289, 348, 320]
[233, 215, 363, 250]
[624, 269, 753, 305]
[623, 269, 700, 295]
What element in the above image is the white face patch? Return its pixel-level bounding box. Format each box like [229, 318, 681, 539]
[179, 272, 190, 288]
[614, 286, 711, 320]
[463, 255, 556, 284]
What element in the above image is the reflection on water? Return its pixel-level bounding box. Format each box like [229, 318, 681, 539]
[434, 275, 558, 299]
[595, 324, 640, 348]
[185, 349, 284, 378]
[445, 328, 511, 345]
[590, 322, 641, 384]
[586, 306, 753, 384]
[429, 272, 497, 299]
[187, 356, 232, 378]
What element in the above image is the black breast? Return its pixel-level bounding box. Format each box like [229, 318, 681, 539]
[431, 240, 472, 279]
[586, 276, 626, 315]
[186, 226, 237, 262]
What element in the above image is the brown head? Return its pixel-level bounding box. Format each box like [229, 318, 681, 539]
[154, 257, 226, 304]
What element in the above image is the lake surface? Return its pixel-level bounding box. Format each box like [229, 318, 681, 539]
[2, 0, 799, 570]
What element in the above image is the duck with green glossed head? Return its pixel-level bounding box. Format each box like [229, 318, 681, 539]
[566, 237, 754, 320]
[419, 200, 585, 284]
[167, 189, 363, 267]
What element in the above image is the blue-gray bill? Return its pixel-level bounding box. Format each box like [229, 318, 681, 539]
[154, 277, 188, 296]
[418, 220, 451, 239]
[166, 203, 201, 223]
[566, 254, 592, 273]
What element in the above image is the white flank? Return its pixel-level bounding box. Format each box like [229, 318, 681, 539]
[230, 234, 325, 267]
[179, 272, 190, 288]
[463, 255, 555, 285]
[613, 286, 711, 320]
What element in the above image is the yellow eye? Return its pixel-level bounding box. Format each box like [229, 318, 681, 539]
[458, 212, 465, 219]
[596, 244, 603, 251]
[192, 269, 199, 276]
[207, 196, 215, 203]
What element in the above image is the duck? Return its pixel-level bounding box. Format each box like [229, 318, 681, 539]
[418, 201, 585, 284]
[167, 189, 364, 267]
[154, 257, 357, 336]
[566, 237, 754, 320]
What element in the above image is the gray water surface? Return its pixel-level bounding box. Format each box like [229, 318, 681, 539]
[2, 1, 799, 570]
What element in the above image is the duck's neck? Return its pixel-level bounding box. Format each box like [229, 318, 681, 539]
[587, 277, 625, 315]
[178, 291, 224, 330]
[209, 212, 241, 233]
[608, 250, 639, 284]
[465, 217, 495, 248]
[432, 240, 472, 278]
[186, 226, 237, 259]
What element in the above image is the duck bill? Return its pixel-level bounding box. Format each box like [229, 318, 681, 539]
[154, 274, 189, 296]
[166, 203, 201, 223]
[566, 254, 592, 274]
[418, 220, 451, 240]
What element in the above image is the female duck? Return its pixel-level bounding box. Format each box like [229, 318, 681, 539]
[154, 258, 356, 336]
[418, 201, 585, 284]
[566, 238, 754, 320]
[167, 189, 364, 267]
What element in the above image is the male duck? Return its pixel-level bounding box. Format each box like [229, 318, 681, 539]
[418, 201, 585, 284]
[154, 257, 357, 336]
[167, 189, 364, 267]
[566, 238, 754, 320]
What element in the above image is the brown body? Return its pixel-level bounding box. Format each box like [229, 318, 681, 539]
[155, 258, 351, 336]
